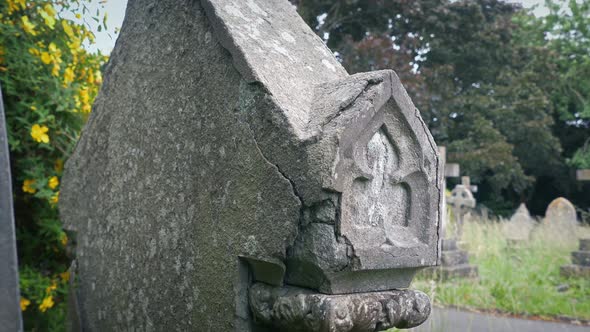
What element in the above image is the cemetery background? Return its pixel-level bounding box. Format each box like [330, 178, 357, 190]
[0, 0, 589, 330]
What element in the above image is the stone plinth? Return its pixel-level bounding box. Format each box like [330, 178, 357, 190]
[561, 239, 590, 278]
[423, 238, 478, 280]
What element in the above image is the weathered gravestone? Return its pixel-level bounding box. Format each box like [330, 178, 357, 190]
[561, 238, 590, 278]
[537, 197, 579, 242]
[60, 0, 442, 331]
[502, 203, 536, 244]
[0, 84, 23, 332]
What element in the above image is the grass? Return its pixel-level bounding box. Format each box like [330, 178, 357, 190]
[412, 216, 590, 321]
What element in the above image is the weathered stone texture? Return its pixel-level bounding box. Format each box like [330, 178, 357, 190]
[60, 0, 441, 330]
[61, 1, 300, 330]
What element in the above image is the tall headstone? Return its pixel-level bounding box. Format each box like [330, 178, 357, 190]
[60, 0, 442, 331]
[502, 203, 536, 244]
[0, 84, 23, 331]
[561, 239, 590, 278]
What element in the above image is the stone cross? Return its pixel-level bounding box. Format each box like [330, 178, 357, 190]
[461, 175, 478, 193]
[447, 183, 476, 239]
[60, 0, 442, 331]
[0, 84, 23, 332]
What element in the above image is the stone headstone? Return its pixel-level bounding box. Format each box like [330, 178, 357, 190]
[502, 203, 536, 243]
[0, 84, 23, 332]
[60, 0, 442, 331]
[561, 238, 590, 278]
[540, 197, 578, 242]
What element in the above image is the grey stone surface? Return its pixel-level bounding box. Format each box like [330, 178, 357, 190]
[60, 0, 441, 330]
[249, 283, 431, 331]
[540, 197, 578, 242]
[0, 83, 23, 332]
[502, 203, 536, 242]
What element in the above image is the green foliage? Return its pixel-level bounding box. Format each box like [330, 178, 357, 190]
[413, 219, 590, 320]
[0, 0, 106, 329]
[568, 140, 590, 169]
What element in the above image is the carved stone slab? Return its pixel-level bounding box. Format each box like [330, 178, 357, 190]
[59, 0, 441, 330]
[249, 283, 430, 332]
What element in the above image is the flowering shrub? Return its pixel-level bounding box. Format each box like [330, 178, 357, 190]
[0, 0, 107, 329]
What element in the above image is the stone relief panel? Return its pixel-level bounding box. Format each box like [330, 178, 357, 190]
[336, 100, 436, 270]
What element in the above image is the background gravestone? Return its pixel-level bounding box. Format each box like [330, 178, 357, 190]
[537, 197, 579, 243]
[60, 0, 441, 331]
[502, 203, 536, 244]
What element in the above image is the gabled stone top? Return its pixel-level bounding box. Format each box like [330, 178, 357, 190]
[202, 0, 348, 136]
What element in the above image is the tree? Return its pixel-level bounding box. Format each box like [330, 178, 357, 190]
[0, 0, 107, 328]
[293, 0, 579, 215]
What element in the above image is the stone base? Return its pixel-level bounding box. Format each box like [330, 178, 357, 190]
[560, 264, 590, 278]
[572, 251, 590, 266]
[249, 283, 431, 331]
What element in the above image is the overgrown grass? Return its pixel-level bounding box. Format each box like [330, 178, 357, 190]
[412, 217, 590, 320]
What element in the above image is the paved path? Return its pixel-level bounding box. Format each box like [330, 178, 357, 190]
[407, 307, 590, 332]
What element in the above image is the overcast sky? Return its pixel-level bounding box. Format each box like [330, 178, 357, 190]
[88, 0, 549, 54]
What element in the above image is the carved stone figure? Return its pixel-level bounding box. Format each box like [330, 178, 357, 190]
[60, 0, 442, 330]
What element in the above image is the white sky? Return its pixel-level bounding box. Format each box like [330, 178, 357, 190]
[87, 0, 548, 54]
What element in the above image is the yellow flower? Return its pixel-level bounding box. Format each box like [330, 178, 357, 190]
[39, 296, 54, 312]
[63, 67, 75, 85]
[54, 159, 64, 173]
[20, 16, 37, 36]
[45, 281, 57, 294]
[30, 105, 37, 111]
[48, 176, 59, 189]
[22, 179, 36, 194]
[16, 0, 26, 10]
[20, 298, 30, 311]
[30, 124, 49, 143]
[50, 191, 60, 205]
[75, 13, 81, 19]
[38, 6, 56, 29]
[60, 232, 67, 246]
[79, 87, 89, 104]
[44, 4, 57, 17]
[59, 271, 70, 282]
[62, 20, 74, 39]
[40, 52, 51, 64]
[52, 63, 60, 77]
[95, 70, 103, 84]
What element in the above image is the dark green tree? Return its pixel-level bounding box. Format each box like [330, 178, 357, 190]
[292, 0, 582, 215]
